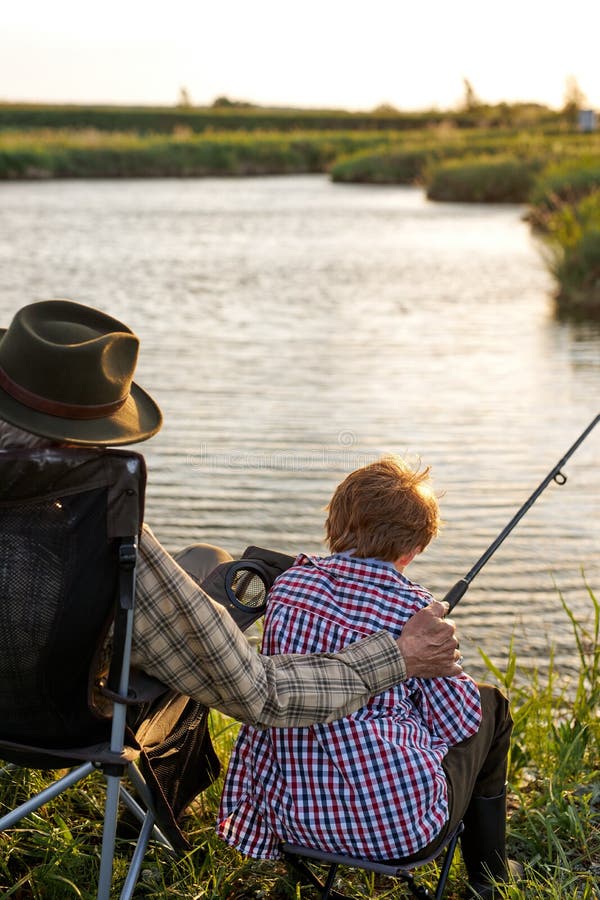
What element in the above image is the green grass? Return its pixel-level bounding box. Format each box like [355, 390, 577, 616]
[0, 586, 598, 897]
[425, 156, 542, 203]
[330, 147, 431, 184]
[330, 131, 600, 188]
[0, 104, 456, 135]
[551, 227, 600, 317]
[0, 101, 565, 136]
[0, 129, 397, 179]
[1, 126, 599, 183]
[528, 160, 600, 223]
[479, 581, 600, 897]
[529, 167, 600, 316]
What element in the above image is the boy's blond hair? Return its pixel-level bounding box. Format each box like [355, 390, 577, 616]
[325, 456, 440, 562]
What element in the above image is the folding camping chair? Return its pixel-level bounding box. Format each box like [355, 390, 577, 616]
[281, 824, 464, 900]
[0, 447, 185, 900]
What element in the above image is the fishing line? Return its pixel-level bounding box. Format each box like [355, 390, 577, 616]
[442, 413, 600, 611]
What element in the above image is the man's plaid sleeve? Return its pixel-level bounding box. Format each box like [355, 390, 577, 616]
[131, 526, 407, 728]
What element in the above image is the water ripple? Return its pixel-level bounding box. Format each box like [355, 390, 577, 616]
[0, 175, 598, 679]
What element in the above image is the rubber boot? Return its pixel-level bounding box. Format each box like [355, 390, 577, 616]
[460, 790, 511, 899]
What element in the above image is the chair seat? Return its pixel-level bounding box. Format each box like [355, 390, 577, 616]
[281, 842, 422, 875]
[281, 822, 464, 900]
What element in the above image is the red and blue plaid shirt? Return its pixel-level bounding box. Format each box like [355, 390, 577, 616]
[217, 553, 481, 860]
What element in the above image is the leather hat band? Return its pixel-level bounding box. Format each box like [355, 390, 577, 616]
[0, 365, 128, 420]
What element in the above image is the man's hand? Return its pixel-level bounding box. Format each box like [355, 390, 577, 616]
[397, 600, 462, 678]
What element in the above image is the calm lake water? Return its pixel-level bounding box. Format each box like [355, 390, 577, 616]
[1, 174, 599, 678]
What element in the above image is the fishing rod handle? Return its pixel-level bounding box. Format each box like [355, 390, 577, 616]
[442, 578, 471, 612]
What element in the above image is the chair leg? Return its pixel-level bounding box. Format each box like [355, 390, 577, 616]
[283, 855, 354, 900]
[321, 864, 339, 899]
[434, 824, 463, 900]
[0, 763, 95, 831]
[398, 873, 435, 900]
[97, 773, 121, 900]
[119, 812, 156, 900]
[119, 783, 173, 850]
[398, 823, 463, 900]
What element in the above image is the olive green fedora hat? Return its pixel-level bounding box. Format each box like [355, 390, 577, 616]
[0, 299, 163, 446]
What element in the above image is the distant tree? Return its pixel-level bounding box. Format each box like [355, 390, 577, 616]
[372, 103, 400, 116]
[491, 102, 514, 127]
[562, 75, 587, 122]
[461, 77, 480, 112]
[211, 95, 255, 108]
[177, 86, 193, 108]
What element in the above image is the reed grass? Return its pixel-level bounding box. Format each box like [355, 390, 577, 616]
[0, 586, 598, 897]
[529, 163, 600, 315]
[1, 127, 599, 183]
[425, 156, 542, 203]
[330, 147, 430, 184]
[551, 227, 600, 317]
[329, 132, 600, 188]
[0, 129, 393, 179]
[528, 160, 600, 222]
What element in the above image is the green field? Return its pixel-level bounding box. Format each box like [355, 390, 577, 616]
[0, 100, 565, 135]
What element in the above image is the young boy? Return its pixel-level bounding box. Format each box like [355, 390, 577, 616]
[216, 457, 482, 861]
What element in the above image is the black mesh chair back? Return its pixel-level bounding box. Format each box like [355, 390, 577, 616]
[0, 447, 175, 899]
[0, 449, 141, 754]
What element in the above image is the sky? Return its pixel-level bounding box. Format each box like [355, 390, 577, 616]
[1, 1, 598, 112]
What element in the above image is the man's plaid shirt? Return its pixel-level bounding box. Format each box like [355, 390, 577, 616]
[217, 553, 481, 859]
[130, 527, 407, 728]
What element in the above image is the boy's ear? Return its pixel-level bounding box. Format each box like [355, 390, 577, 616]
[395, 547, 421, 568]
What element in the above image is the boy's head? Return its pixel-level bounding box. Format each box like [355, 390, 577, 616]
[325, 456, 440, 563]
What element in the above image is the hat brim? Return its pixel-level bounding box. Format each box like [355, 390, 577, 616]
[0, 329, 163, 446]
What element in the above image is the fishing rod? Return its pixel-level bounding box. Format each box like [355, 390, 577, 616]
[442, 413, 600, 612]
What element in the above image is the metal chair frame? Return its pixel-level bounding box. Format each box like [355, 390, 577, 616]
[281, 822, 464, 900]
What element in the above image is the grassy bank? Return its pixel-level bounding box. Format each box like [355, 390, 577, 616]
[1, 116, 598, 316]
[1, 126, 595, 182]
[425, 156, 542, 203]
[330, 132, 600, 190]
[0, 129, 395, 179]
[529, 161, 600, 317]
[0, 590, 598, 898]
